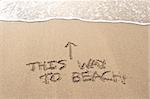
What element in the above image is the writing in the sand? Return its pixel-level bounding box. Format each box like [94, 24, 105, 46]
[26, 42, 127, 85]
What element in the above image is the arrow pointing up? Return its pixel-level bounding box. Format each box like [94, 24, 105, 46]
[65, 42, 77, 60]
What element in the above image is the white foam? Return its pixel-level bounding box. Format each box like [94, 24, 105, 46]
[0, 0, 149, 25]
